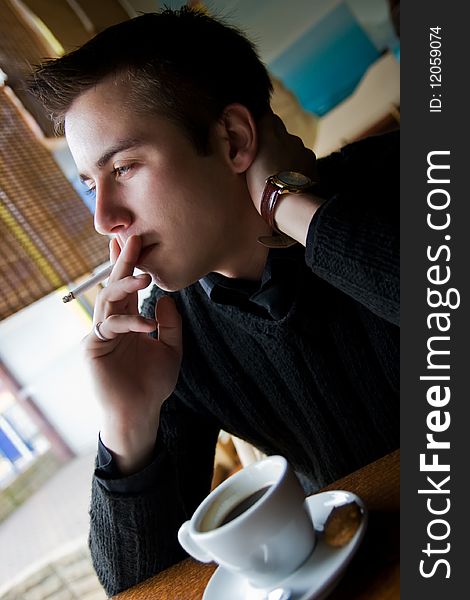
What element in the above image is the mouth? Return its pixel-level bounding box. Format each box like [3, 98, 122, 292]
[136, 243, 158, 267]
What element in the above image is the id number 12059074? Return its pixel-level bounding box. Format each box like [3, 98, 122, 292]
[429, 26, 443, 113]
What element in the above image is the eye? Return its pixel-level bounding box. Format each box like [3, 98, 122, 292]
[112, 164, 133, 179]
[80, 178, 96, 196]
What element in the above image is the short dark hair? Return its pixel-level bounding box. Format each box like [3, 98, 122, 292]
[29, 7, 273, 153]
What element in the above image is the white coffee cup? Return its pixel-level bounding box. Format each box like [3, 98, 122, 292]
[177, 455, 316, 589]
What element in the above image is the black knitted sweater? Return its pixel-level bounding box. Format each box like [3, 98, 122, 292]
[89, 132, 399, 596]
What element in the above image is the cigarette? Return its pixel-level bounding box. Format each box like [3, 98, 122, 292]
[62, 264, 113, 303]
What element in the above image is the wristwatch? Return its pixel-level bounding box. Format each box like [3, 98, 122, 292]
[260, 171, 314, 231]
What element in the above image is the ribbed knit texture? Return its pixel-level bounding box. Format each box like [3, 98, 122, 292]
[89, 132, 399, 596]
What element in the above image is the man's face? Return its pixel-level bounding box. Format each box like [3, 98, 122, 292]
[65, 79, 255, 290]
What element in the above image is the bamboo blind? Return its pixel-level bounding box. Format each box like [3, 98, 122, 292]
[0, 0, 58, 137]
[21, 0, 131, 52]
[0, 85, 109, 321]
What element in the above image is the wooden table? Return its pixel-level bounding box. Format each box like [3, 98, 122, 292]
[113, 449, 399, 600]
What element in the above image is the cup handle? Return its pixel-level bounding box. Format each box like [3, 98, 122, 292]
[177, 521, 213, 563]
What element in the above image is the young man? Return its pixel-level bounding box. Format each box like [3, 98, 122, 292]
[30, 8, 399, 596]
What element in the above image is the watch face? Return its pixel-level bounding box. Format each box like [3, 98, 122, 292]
[276, 171, 312, 188]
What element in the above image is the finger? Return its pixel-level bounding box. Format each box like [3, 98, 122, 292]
[98, 273, 151, 307]
[156, 296, 182, 356]
[94, 314, 156, 341]
[109, 237, 121, 264]
[257, 113, 284, 143]
[271, 113, 288, 136]
[109, 235, 142, 283]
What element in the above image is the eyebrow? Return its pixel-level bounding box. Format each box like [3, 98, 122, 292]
[79, 138, 142, 182]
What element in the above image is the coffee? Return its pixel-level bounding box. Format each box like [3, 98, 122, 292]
[178, 455, 316, 589]
[218, 485, 271, 528]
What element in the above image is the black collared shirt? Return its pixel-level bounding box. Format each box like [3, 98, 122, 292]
[199, 243, 305, 320]
[96, 243, 306, 486]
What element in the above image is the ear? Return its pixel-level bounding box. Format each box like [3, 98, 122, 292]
[215, 104, 258, 174]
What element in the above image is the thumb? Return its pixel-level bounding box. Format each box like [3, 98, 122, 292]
[156, 296, 182, 356]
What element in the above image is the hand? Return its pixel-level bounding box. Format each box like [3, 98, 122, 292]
[246, 112, 317, 214]
[83, 235, 182, 474]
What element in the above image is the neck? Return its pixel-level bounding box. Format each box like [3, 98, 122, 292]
[213, 197, 272, 281]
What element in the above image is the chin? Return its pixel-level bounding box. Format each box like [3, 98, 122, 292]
[154, 280, 181, 292]
[149, 271, 184, 293]
[152, 268, 203, 293]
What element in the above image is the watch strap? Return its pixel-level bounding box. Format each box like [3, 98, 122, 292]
[260, 177, 283, 231]
[257, 233, 298, 248]
[260, 173, 313, 232]
[259, 172, 314, 248]
[258, 178, 297, 247]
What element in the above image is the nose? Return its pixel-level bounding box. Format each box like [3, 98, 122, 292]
[93, 182, 133, 235]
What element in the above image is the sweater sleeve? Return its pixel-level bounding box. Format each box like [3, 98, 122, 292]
[305, 132, 399, 325]
[88, 390, 220, 597]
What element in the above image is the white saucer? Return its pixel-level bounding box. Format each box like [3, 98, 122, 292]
[202, 490, 367, 600]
